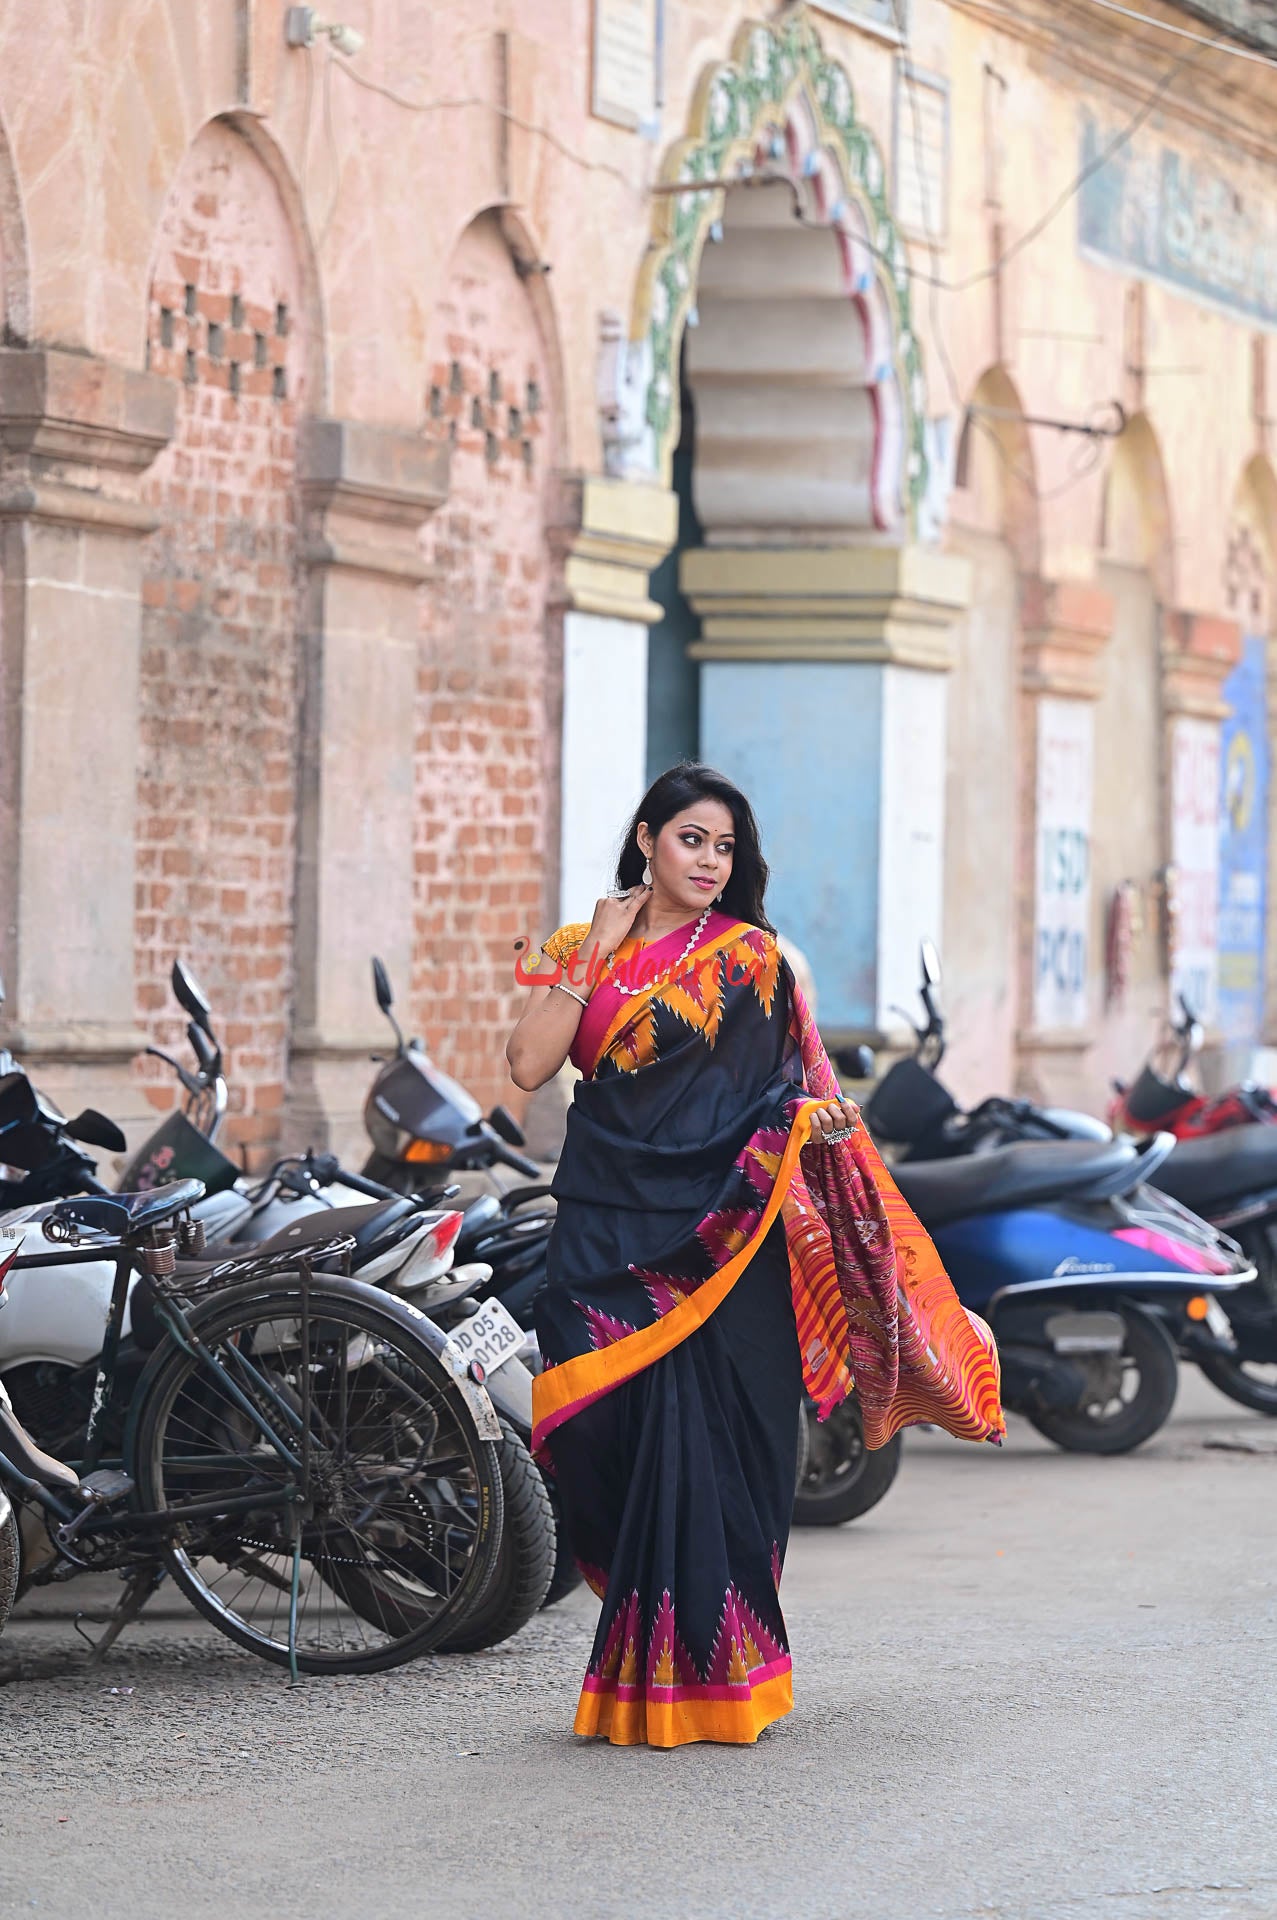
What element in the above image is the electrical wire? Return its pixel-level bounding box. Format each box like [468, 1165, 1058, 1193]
[330, 56, 641, 192]
[1071, 0, 1277, 72]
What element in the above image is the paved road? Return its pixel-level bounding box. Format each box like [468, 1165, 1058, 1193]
[1, 1368, 1274, 1920]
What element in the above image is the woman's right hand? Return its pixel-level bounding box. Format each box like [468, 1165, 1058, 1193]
[581, 885, 652, 970]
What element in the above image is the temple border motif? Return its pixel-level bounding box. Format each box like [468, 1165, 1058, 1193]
[628, 9, 928, 528]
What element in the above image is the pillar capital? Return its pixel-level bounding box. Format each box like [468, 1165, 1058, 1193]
[550, 473, 678, 624]
[1019, 576, 1114, 700]
[298, 416, 449, 583]
[681, 544, 972, 669]
[0, 346, 176, 533]
[1161, 608, 1243, 719]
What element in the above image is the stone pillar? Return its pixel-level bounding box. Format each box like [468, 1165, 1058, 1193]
[1161, 608, 1242, 1048]
[1015, 577, 1112, 1104]
[284, 418, 449, 1160]
[0, 348, 175, 1130]
[683, 544, 971, 1041]
[551, 476, 677, 919]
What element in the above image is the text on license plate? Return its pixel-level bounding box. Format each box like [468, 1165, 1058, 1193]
[449, 1297, 524, 1376]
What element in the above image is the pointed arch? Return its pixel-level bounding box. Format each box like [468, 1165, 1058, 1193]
[612, 12, 927, 535]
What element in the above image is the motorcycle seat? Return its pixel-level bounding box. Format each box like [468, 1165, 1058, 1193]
[47, 1179, 207, 1238]
[1152, 1124, 1277, 1214]
[894, 1138, 1137, 1227]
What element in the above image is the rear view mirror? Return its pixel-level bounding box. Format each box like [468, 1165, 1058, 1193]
[833, 1045, 876, 1081]
[920, 940, 942, 988]
[66, 1109, 128, 1153]
[171, 959, 213, 1031]
[0, 1072, 39, 1130]
[372, 957, 394, 1015]
[488, 1104, 527, 1148]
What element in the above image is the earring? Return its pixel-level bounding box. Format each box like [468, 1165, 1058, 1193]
[642, 859, 652, 886]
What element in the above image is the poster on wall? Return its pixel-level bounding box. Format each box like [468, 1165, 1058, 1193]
[1170, 715, 1221, 1026]
[1217, 634, 1269, 1046]
[1034, 697, 1093, 1030]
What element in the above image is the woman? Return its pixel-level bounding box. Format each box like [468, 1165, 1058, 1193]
[507, 764, 1003, 1750]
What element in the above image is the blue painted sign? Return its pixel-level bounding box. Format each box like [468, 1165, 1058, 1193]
[1217, 633, 1268, 1044]
[1078, 115, 1277, 331]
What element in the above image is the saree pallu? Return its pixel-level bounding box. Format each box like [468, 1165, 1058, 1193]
[530, 911, 1003, 1749]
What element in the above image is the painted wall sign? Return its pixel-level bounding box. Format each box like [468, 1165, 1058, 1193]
[1217, 633, 1269, 1043]
[1077, 113, 1277, 331]
[592, 0, 659, 132]
[1170, 715, 1221, 1026]
[1034, 698, 1093, 1030]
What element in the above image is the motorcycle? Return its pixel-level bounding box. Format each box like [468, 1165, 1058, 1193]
[855, 951, 1256, 1453]
[1110, 994, 1277, 1139]
[0, 977, 559, 1650]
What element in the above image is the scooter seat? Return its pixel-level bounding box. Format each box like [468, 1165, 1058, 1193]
[894, 1138, 1137, 1227]
[1151, 1124, 1277, 1215]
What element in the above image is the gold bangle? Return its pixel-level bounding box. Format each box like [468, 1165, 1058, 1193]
[553, 982, 589, 1010]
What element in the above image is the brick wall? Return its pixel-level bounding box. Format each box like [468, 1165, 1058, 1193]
[413, 213, 555, 1109]
[136, 121, 307, 1169]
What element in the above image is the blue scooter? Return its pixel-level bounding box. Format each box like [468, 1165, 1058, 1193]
[852, 950, 1255, 1453]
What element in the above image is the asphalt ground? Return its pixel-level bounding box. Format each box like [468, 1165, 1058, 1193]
[0, 1366, 1274, 1920]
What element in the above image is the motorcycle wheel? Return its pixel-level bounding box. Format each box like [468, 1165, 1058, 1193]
[0, 1502, 19, 1635]
[1195, 1255, 1277, 1416]
[433, 1418, 555, 1652]
[1025, 1305, 1178, 1454]
[793, 1395, 902, 1527]
[1196, 1350, 1277, 1416]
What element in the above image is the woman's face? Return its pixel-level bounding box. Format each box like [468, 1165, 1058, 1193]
[640, 800, 736, 914]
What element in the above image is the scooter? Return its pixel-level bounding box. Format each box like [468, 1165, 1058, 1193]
[861, 949, 1277, 1420]
[852, 952, 1255, 1452]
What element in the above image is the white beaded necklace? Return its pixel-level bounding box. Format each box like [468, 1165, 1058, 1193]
[608, 903, 714, 997]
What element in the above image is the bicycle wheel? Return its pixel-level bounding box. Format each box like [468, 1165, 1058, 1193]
[131, 1277, 502, 1673]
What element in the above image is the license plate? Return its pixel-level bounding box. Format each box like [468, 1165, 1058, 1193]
[1204, 1295, 1233, 1340]
[448, 1297, 524, 1379]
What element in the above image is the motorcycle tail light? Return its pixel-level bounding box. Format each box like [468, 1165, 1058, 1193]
[404, 1138, 452, 1164]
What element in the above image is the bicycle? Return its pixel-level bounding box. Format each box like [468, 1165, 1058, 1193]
[0, 1180, 503, 1677]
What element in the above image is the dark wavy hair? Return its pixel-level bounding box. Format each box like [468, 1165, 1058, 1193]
[615, 762, 773, 932]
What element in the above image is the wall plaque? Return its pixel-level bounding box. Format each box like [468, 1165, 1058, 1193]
[593, 0, 658, 132]
[1078, 112, 1277, 331]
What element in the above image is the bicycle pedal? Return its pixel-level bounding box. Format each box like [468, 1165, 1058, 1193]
[78, 1469, 134, 1504]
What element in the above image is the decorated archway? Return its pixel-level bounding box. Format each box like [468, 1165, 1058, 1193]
[605, 11, 928, 541]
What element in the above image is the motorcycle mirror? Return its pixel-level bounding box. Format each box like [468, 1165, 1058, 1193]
[171, 959, 213, 1032]
[65, 1108, 128, 1153]
[0, 1071, 39, 1129]
[488, 1103, 527, 1148]
[833, 1044, 876, 1080]
[920, 940, 942, 987]
[372, 956, 394, 1015]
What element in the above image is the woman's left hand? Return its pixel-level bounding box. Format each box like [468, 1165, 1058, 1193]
[807, 1097, 859, 1142]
